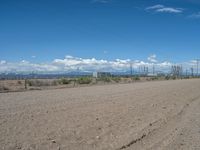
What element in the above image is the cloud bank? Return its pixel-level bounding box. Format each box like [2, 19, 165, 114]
[0, 55, 177, 74]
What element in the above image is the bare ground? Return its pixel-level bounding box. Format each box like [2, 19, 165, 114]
[1, 79, 200, 150]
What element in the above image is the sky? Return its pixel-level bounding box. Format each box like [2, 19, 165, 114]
[0, 0, 200, 73]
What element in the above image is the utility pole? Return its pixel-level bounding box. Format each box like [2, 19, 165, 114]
[153, 64, 155, 75]
[180, 64, 183, 78]
[130, 62, 133, 76]
[186, 69, 188, 77]
[138, 66, 141, 75]
[196, 59, 200, 77]
[191, 67, 194, 77]
[146, 66, 148, 75]
[132, 62, 134, 75]
[77, 67, 80, 76]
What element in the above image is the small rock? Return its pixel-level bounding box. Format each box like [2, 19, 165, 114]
[51, 140, 56, 143]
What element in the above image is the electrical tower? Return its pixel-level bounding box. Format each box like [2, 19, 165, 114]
[196, 59, 200, 76]
[171, 65, 182, 77]
[153, 64, 155, 75]
[130, 62, 133, 76]
[191, 67, 194, 77]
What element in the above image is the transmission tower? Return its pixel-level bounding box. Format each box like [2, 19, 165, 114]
[153, 64, 155, 75]
[196, 59, 200, 76]
[130, 62, 133, 76]
[191, 67, 194, 77]
[186, 69, 188, 77]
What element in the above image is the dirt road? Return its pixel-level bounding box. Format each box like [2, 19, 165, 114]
[1, 79, 200, 150]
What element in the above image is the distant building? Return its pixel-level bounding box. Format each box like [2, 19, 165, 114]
[147, 73, 158, 77]
[93, 72, 112, 78]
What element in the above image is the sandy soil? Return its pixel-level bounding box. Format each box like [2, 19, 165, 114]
[1, 79, 200, 150]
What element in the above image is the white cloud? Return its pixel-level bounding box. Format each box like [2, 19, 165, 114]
[146, 4, 183, 13]
[146, 4, 164, 10]
[190, 60, 200, 66]
[156, 8, 183, 13]
[147, 54, 157, 63]
[0, 60, 6, 65]
[0, 60, 59, 73]
[188, 12, 200, 19]
[159, 61, 172, 66]
[21, 60, 29, 64]
[52, 56, 131, 72]
[31, 55, 36, 58]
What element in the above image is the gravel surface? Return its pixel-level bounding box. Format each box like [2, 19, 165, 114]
[1, 79, 200, 150]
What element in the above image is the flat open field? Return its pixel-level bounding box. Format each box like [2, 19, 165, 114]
[1, 79, 200, 150]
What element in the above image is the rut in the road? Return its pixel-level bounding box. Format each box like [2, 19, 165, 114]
[119, 134, 146, 149]
[116, 95, 200, 150]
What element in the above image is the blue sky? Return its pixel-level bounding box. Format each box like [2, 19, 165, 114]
[0, 0, 200, 73]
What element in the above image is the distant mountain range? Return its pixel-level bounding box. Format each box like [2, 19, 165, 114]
[0, 70, 171, 80]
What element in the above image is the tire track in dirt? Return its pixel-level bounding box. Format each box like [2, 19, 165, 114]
[117, 95, 200, 150]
